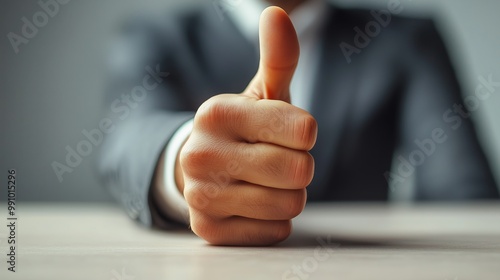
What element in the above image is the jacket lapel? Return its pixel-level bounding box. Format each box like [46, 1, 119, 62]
[307, 8, 359, 199]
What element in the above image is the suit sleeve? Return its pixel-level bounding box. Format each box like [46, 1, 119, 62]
[397, 20, 499, 199]
[96, 17, 194, 227]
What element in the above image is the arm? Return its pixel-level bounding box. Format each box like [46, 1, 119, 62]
[97, 15, 194, 227]
[98, 7, 318, 247]
[150, 120, 192, 226]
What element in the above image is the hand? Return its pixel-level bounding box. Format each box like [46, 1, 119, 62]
[178, 7, 317, 245]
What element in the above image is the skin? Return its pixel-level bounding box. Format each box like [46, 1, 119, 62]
[153, 3, 317, 246]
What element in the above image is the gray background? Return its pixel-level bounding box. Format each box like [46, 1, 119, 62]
[1, 0, 499, 202]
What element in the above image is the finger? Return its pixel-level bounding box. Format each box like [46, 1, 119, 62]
[203, 95, 317, 151]
[208, 182, 307, 221]
[244, 6, 299, 102]
[232, 142, 315, 190]
[182, 140, 314, 190]
[241, 98, 317, 150]
[190, 213, 292, 246]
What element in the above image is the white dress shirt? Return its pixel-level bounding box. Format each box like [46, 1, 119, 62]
[162, 0, 330, 224]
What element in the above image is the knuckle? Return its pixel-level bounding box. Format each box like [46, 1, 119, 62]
[294, 114, 318, 150]
[184, 181, 219, 211]
[288, 152, 315, 188]
[183, 183, 208, 211]
[272, 220, 292, 243]
[195, 95, 227, 125]
[179, 144, 209, 174]
[195, 94, 243, 132]
[279, 190, 307, 218]
[180, 141, 225, 177]
[190, 214, 222, 244]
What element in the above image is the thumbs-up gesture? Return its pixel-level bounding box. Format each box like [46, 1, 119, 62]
[179, 7, 318, 245]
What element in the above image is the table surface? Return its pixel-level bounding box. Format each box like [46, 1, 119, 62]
[0, 202, 499, 280]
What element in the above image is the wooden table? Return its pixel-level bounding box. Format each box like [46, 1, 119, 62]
[1, 203, 499, 280]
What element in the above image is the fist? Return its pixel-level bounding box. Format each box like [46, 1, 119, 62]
[179, 7, 317, 246]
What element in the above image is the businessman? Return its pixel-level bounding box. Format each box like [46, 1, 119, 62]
[98, 0, 499, 246]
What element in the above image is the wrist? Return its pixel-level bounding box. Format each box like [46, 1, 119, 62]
[153, 119, 193, 224]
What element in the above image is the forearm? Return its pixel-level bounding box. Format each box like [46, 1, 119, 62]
[151, 136, 188, 223]
[97, 112, 194, 226]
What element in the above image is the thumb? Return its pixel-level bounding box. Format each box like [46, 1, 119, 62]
[245, 6, 299, 102]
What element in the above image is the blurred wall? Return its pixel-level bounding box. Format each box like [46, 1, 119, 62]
[1, 0, 499, 201]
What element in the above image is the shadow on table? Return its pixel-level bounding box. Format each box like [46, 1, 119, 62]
[277, 229, 500, 252]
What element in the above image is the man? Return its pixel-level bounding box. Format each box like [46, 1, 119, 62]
[98, 0, 499, 246]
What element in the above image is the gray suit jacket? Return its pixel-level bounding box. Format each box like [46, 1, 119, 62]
[97, 3, 499, 227]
